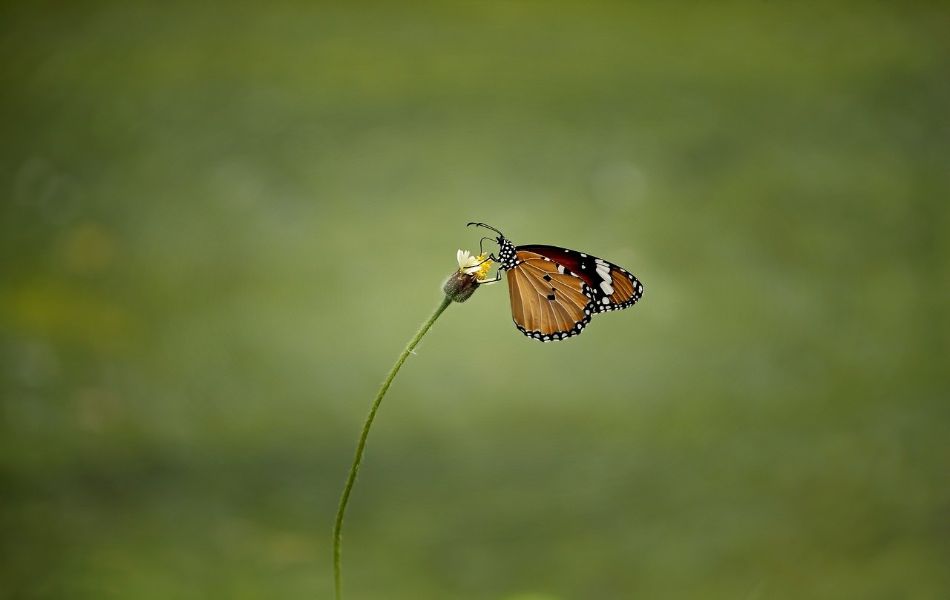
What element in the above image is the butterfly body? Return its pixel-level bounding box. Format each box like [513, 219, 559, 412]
[472, 223, 644, 342]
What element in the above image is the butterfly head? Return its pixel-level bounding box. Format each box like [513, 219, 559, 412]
[467, 222, 517, 270]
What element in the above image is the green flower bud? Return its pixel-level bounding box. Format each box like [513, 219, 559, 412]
[443, 270, 480, 302]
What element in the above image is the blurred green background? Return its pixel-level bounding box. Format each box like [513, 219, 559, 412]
[1, 1, 948, 598]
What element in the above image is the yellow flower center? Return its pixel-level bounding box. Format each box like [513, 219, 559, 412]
[473, 253, 493, 280]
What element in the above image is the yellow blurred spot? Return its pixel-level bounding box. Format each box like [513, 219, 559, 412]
[63, 222, 115, 274]
[267, 532, 314, 565]
[1, 280, 132, 352]
[75, 387, 122, 433]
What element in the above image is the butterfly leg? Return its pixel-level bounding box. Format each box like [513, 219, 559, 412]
[473, 254, 495, 265]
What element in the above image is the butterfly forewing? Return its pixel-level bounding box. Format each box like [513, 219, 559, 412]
[516, 244, 643, 313]
[507, 251, 594, 341]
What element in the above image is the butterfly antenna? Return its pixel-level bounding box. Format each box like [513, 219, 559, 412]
[467, 222, 506, 238]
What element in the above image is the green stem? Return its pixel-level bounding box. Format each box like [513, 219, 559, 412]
[333, 294, 453, 600]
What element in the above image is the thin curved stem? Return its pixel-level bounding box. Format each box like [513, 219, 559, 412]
[333, 295, 453, 600]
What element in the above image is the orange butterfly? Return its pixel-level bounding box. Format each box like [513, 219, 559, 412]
[469, 223, 644, 342]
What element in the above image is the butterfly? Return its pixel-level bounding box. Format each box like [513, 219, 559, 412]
[469, 222, 644, 342]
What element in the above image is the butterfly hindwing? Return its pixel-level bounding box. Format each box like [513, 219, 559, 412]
[515, 245, 643, 313]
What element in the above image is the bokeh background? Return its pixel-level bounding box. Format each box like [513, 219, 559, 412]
[2, 2, 948, 598]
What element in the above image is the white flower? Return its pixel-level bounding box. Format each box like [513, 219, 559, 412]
[456, 249, 494, 281]
[456, 249, 480, 273]
[446, 249, 496, 302]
